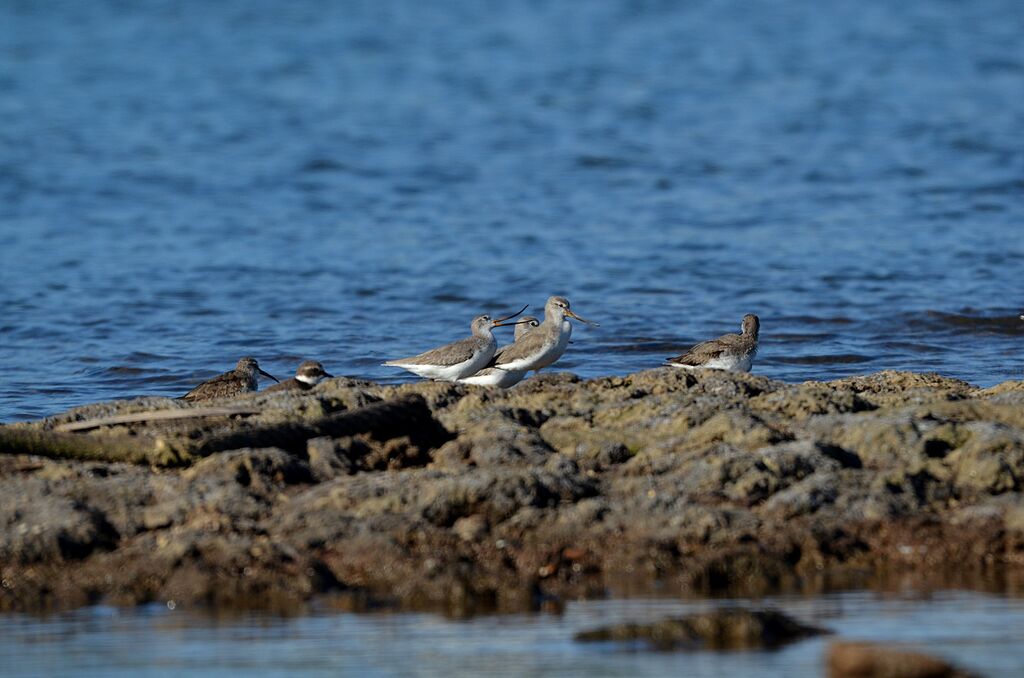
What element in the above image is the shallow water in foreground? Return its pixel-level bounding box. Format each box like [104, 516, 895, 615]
[2, 590, 1023, 677]
[2, 0, 1023, 421]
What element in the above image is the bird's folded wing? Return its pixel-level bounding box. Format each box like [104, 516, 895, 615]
[492, 331, 547, 366]
[181, 371, 234, 400]
[667, 335, 739, 365]
[388, 336, 479, 366]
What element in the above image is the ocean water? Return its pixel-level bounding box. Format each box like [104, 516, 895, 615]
[2, 591, 1024, 677]
[1, 0, 1023, 421]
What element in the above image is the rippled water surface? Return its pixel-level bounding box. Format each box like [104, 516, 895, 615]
[2, 591, 1024, 676]
[1, 0, 1022, 420]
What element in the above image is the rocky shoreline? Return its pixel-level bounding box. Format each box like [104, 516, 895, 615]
[2, 368, 1023, 615]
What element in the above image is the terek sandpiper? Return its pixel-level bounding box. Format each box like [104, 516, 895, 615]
[179, 356, 279, 401]
[263, 360, 334, 393]
[383, 306, 528, 382]
[665, 314, 760, 372]
[489, 296, 598, 373]
[458, 315, 540, 387]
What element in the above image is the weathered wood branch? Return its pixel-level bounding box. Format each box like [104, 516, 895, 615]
[55, 406, 261, 432]
[0, 427, 192, 466]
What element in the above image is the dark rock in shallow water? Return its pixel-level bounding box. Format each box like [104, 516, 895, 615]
[574, 608, 826, 650]
[827, 641, 979, 678]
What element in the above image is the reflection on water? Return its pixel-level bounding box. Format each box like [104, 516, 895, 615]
[1, 591, 1023, 677]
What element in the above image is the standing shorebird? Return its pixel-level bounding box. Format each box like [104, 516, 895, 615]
[488, 296, 598, 373]
[179, 356, 279, 402]
[383, 306, 528, 382]
[458, 316, 540, 387]
[665, 314, 760, 372]
[262, 360, 334, 394]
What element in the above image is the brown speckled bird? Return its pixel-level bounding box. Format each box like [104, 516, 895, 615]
[262, 360, 334, 394]
[665, 314, 760, 372]
[179, 356, 279, 402]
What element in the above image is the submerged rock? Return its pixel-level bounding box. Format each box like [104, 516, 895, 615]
[827, 641, 978, 678]
[574, 607, 826, 650]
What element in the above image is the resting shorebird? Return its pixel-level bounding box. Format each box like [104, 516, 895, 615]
[488, 296, 598, 373]
[458, 316, 540, 387]
[665, 314, 760, 372]
[383, 306, 528, 382]
[179, 356, 279, 402]
[262, 360, 334, 394]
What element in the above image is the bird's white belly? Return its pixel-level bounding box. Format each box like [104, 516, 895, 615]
[401, 345, 495, 381]
[458, 368, 528, 388]
[669, 353, 752, 372]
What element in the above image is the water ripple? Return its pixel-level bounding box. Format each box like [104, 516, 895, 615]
[0, 0, 1022, 420]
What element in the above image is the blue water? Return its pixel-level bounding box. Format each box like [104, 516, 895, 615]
[1, 0, 1023, 421]
[2, 4, 1023, 670]
[2, 591, 1023, 677]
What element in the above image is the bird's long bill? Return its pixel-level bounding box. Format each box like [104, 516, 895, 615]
[323, 371, 335, 379]
[493, 318, 534, 328]
[566, 309, 599, 326]
[494, 304, 529, 324]
[259, 368, 280, 383]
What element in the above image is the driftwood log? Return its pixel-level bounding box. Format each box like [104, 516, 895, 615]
[0, 427, 189, 466]
[54, 406, 262, 432]
[0, 394, 448, 467]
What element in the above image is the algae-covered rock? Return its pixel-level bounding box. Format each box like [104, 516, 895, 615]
[1, 369, 1023, 615]
[750, 383, 875, 419]
[826, 371, 975, 405]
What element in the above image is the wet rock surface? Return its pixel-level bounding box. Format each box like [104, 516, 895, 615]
[1, 369, 1023, 614]
[574, 607, 826, 650]
[827, 641, 978, 678]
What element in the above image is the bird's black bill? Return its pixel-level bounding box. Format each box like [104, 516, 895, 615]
[259, 369, 280, 383]
[494, 304, 529, 323]
[494, 318, 535, 328]
[322, 371, 335, 379]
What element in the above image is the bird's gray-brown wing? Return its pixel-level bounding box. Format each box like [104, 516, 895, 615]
[491, 330, 548, 366]
[387, 336, 482, 366]
[261, 378, 303, 394]
[666, 333, 742, 366]
[489, 322, 538, 365]
[180, 371, 240, 401]
[491, 343, 513, 364]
